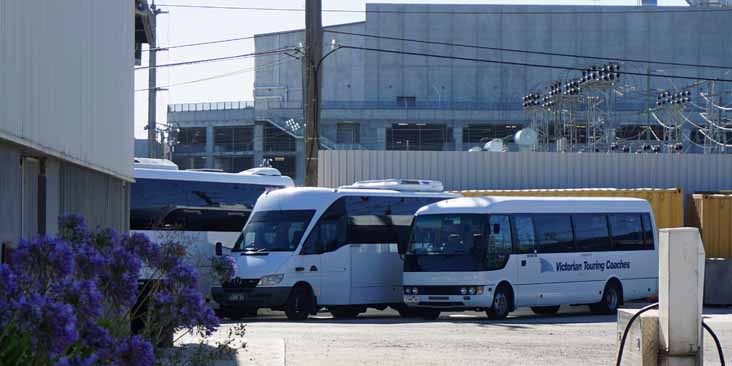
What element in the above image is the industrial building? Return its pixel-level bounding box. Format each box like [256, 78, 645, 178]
[0, 1, 149, 246]
[168, 2, 732, 184]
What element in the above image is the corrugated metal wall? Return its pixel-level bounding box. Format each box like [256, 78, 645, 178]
[319, 151, 732, 195]
[59, 162, 130, 233]
[0, 0, 134, 180]
[0, 143, 21, 246]
[688, 194, 732, 258]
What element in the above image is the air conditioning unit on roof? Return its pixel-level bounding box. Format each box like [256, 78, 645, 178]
[342, 179, 444, 192]
[240, 167, 282, 176]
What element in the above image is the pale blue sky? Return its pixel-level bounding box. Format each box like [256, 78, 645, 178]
[134, 0, 688, 138]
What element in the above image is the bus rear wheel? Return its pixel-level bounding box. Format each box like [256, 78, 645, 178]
[486, 288, 511, 320]
[285, 286, 315, 321]
[531, 306, 560, 316]
[590, 281, 621, 315]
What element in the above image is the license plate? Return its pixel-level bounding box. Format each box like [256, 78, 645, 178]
[229, 293, 247, 302]
[404, 295, 419, 304]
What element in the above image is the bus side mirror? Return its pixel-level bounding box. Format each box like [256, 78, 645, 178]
[215, 242, 223, 256]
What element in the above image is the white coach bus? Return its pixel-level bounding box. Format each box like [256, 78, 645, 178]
[131, 158, 294, 305]
[401, 196, 658, 320]
[211, 179, 458, 320]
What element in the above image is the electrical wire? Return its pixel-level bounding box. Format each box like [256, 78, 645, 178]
[143, 35, 257, 52]
[703, 321, 727, 366]
[134, 47, 296, 70]
[616, 303, 658, 366]
[157, 4, 732, 15]
[135, 58, 295, 92]
[326, 30, 732, 71]
[337, 45, 732, 83]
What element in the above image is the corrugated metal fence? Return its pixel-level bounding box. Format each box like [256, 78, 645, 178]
[319, 151, 732, 194]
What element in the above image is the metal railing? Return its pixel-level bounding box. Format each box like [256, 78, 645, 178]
[168, 101, 255, 112]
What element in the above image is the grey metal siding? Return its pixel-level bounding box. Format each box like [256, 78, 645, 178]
[319, 150, 732, 195]
[0, 0, 134, 180]
[0, 143, 21, 246]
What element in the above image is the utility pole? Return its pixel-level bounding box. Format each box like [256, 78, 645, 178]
[147, 2, 166, 158]
[303, 0, 322, 186]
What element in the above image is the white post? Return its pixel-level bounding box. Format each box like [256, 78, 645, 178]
[658, 228, 706, 366]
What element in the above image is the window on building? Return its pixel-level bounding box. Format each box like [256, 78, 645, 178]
[263, 124, 296, 152]
[336, 122, 360, 145]
[214, 156, 254, 173]
[214, 126, 253, 152]
[396, 96, 416, 107]
[609, 214, 644, 250]
[572, 214, 612, 251]
[264, 155, 295, 179]
[386, 123, 452, 151]
[463, 124, 522, 143]
[533, 215, 575, 253]
[175, 127, 207, 153]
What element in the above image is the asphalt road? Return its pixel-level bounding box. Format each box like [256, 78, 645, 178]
[184, 304, 732, 366]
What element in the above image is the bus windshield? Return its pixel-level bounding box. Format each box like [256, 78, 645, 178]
[406, 214, 512, 272]
[232, 210, 315, 252]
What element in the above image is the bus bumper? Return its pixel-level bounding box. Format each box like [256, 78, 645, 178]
[403, 293, 493, 309]
[211, 286, 291, 308]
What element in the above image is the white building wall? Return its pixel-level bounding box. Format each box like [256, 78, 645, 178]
[0, 0, 134, 181]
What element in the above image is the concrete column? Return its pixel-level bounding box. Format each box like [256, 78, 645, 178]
[452, 123, 464, 151]
[253, 124, 264, 166]
[377, 127, 387, 150]
[205, 124, 214, 168]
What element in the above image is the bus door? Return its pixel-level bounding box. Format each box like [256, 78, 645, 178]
[296, 233, 323, 302]
[512, 215, 544, 306]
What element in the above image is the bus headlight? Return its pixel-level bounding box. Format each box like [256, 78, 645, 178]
[460, 287, 468, 295]
[258, 273, 284, 286]
[475, 286, 484, 295]
[412, 287, 419, 295]
[468, 287, 476, 295]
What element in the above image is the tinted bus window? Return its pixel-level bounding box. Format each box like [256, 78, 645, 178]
[131, 178, 280, 231]
[485, 215, 512, 270]
[641, 213, 655, 250]
[608, 214, 644, 250]
[572, 214, 612, 252]
[533, 215, 575, 253]
[511, 215, 536, 253]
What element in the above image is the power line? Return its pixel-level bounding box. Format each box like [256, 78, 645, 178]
[134, 58, 295, 92]
[134, 47, 295, 70]
[142, 35, 256, 52]
[326, 30, 732, 71]
[157, 3, 732, 15]
[336, 45, 732, 83]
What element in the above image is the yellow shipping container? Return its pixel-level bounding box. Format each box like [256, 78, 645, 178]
[453, 188, 684, 230]
[687, 194, 732, 259]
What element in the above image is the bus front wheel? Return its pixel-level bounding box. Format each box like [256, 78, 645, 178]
[590, 281, 621, 315]
[486, 288, 511, 320]
[285, 285, 315, 321]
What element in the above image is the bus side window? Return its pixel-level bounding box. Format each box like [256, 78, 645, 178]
[511, 215, 536, 254]
[486, 215, 512, 268]
[641, 213, 655, 250]
[301, 226, 323, 255]
[608, 214, 644, 251]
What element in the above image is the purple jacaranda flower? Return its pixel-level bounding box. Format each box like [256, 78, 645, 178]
[121, 233, 161, 266]
[57, 214, 90, 245]
[167, 263, 199, 288]
[210, 255, 237, 283]
[53, 353, 98, 366]
[113, 335, 154, 366]
[78, 320, 113, 350]
[49, 279, 103, 323]
[99, 246, 140, 311]
[92, 228, 120, 252]
[74, 245, 107, 281]
[0, 264, 21, 326]
[11, 236, 75, 291]
[16, 295, 79, 357]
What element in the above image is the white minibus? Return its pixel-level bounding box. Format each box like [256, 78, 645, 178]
[211, 179, 458, 320]
[131, 158, 294, 305]
[401, 196, 658, 320]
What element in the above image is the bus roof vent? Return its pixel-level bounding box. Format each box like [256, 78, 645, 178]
[133, 158, 178, 170]
[240, 167, 282, 176]
[342, 179, 444, 192]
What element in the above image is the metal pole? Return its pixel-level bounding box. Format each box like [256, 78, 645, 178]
[304, 0, 323, 186]
[147, 3, 158, 158]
